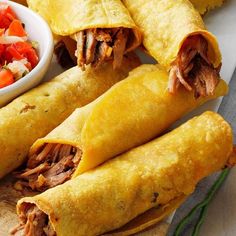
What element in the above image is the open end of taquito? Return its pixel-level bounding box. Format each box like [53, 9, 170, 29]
[15, 143, 83, 192]
[123, 0, 222, 98]
[70, 27, 141, 70]
[11, 196, 186, 236]
[168, 31, 222, 98]
[54, 27, 140, 70]
[27, 0, 142, 70]
[14, 102, 93, 192]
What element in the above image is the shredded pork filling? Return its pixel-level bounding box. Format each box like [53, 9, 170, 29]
[16, 144, 82, 192]
[75, 27, 129, 70]
[54, 41, 76, 69]
[11, 204, 56, 236]
[168, 35, 221, 98]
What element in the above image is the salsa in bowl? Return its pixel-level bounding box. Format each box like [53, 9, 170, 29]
[0, 0, 53, 106]
[0, 2, 39, 88]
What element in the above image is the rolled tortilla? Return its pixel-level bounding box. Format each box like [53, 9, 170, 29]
[16, 64, 228, 191]
[27, 0, 142, 69]
[13, 112, 233, 236]
[0, 53, 139, 179]
[123, 0, 222, 97]
[190, 0, 224, 15]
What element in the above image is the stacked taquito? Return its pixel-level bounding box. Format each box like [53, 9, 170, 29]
[27, 0, 142, 69]
[16, 65, 228, 191]
[123, 0, 222, 97]
[0, 53, 139, 179]
[12, 112, 234, 236]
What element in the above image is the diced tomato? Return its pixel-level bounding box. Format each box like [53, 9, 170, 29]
[0, 3, 17, 19]
[11, 42, 39, 68]
[0, 14, 12, 29]
[0, 69, 14, 88]
[0, 44, 6, 65]
[0, 44, 4, 56]
[25, 48, 39, 68]
[0, 3, 39, 82]
[5, 45, 24, 61]
[0, 3, 17, 29]
[2, 42, 39, 68]
[0, 4, 39, 71]
[4, 47, 14, 62]
[8, 20, 26, 37]
[13, 42, 32, 54]
[6, 12, 16, 21]
[0, 28, 4, 36]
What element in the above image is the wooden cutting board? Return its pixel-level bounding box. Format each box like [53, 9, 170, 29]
[0, 175, 169, 236]
[0, 176, 24, 236]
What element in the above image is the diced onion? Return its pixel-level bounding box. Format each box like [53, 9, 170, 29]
[7, 59, 29, 80]
[0, 36, 27, 44]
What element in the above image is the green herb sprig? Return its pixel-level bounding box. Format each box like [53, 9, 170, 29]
[173, 168, 230, 236]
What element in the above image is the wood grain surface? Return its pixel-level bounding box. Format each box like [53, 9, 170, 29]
[0, 176, 24, 236]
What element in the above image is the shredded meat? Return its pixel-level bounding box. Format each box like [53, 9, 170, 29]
[85, 29, 97, 64]
[11, 204, 56, 236]
[93, 41, 113, 68]
[168, 35, 220, 98]
[15, 144, 82, 192]
[54, 41, 76, 69]
[96, 28, 113, 42]
[75, 31, 86, 69]
[113, 29, 128, 69]
[74, 27, 130, 70]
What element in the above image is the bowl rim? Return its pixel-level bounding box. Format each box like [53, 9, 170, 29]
[0, 0, 54, 95]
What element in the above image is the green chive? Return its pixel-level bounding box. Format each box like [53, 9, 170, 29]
[173, 168, 230, 236]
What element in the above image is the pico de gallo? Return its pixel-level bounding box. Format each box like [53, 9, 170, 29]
[0, 2, 39, 89]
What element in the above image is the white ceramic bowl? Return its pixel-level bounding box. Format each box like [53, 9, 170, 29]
[0, 0, 53, 107]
